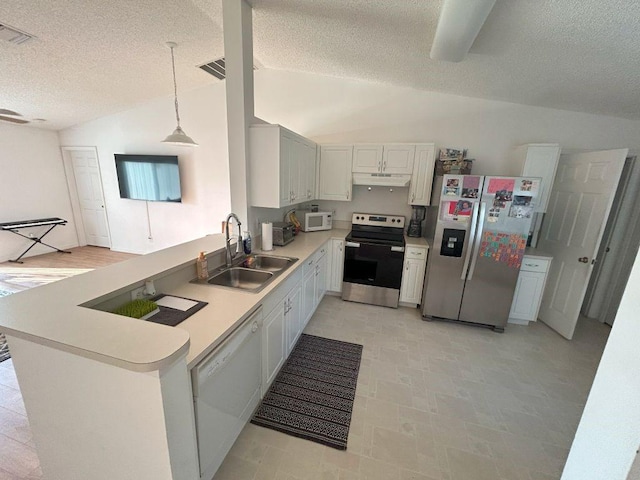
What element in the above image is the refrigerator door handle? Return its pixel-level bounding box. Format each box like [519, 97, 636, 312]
[461, 201, 480, 280]
[467, 201, 487, 280]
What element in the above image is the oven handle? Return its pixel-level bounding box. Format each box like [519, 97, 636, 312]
[345, 241, 360, 247]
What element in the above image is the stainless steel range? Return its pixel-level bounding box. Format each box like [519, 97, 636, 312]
[342, 213, 406, 308]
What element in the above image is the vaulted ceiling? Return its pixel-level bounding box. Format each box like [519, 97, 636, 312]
[1, 0, 639, 130]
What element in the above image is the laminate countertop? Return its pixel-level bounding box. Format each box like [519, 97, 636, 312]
[0, 229, 348, 372]
[524, 247, 553, 260]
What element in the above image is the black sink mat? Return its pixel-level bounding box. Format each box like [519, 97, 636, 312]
[145, 294, 208, 327]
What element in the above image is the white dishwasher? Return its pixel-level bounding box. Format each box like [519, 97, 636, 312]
[192, 307, 262, 480]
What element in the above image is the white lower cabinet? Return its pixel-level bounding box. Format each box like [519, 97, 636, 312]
[302, 259, 316, 327]
[261, 300, 286, 395]
[328, 238, 345, 292]
[400, 245, 428, 305]
[262, 242, 330, 396]
[508, 255, 552, 325]
[315, 246, 328, 304]
[285, 285, 303, 357]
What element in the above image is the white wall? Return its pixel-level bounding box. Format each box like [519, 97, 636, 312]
[245, 69, 640, 224]
[0, 123, 78, 262]
[59, 67, 640, 250]
[561, 248, 640, 479]
[59, 83, 232, 254]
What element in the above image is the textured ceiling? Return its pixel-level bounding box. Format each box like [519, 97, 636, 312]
[1, 0, 640, 130]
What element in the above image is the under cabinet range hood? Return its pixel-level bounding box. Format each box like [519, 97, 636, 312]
[352, 173, 411, 187]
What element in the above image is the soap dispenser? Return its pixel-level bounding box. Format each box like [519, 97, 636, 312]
[196, 251, 208, 280]
[243, 231, 252, 254]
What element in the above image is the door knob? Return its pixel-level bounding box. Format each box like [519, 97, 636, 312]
[578, 257, 589, 263]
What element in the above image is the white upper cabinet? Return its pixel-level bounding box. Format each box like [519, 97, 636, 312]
[352, 144, 415, 174]
[249, 124, 317, 208]
[383, 145, 416, 174]
[352, 145, 383, 173]
[302, 141, 316, 202]
[408, 144, 436, 206]
[514, 144, 561, 213]
[318, 145, 353, 201]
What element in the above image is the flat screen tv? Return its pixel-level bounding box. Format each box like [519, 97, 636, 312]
[114, 154, 182, 202]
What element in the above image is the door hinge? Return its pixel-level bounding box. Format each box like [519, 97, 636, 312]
[592, 258, 597, 265]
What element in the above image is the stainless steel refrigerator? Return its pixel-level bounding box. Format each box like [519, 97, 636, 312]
[422, 174, 541, 331]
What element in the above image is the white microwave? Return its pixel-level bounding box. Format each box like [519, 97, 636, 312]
[300, 211, 332, 232]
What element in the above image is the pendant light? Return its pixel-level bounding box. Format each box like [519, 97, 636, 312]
[162, 42, 198, 146]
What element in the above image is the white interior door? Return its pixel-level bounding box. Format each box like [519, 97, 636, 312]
[538, 149, 627, 339]
[67, 148, 111, 248]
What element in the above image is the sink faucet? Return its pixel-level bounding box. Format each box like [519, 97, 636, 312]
[225, 213, 243, 267]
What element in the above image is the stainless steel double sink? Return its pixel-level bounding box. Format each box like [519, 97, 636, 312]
[193, 254, 298, 293]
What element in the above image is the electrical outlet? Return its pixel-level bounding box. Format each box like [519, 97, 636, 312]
[131, 286, 145, 301]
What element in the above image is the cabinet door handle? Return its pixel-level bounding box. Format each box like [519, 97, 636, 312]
[346, 190, 350, 200]
[411, 192, 415, 202]
[383, 160, 387, 171]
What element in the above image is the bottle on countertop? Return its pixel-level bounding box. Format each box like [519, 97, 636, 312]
[196, 251, 208, 280]
[243, 231, 252, 254]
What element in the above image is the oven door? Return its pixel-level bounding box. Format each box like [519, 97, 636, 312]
[343, 241, 404, 289]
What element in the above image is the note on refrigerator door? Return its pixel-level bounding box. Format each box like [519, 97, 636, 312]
[487, 178, 515, 196]
[508, 205, 534, 219]
[444, 177, 461, 196]
[461, 176, 480, 198]
[518, 178, 540, 193]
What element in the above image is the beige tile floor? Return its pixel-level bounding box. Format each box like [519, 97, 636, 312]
[0, 292, 609, 480]
[213, 295, 610, 480]
[0, 359, 41, 479]
[0, 246, 136, 480]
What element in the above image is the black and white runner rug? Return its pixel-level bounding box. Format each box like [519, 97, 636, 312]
[251, 334, 363, 450]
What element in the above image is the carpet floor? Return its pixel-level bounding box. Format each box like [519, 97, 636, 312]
[251, 333, 363, 450]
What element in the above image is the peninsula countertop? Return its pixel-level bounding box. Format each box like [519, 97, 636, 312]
[0, 229, 348, 372]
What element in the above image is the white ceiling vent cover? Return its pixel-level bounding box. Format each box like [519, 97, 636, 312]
[198, 57, 259, 80]
[0, 23, 35, 45]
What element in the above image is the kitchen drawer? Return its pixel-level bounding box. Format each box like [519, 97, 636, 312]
[520, 257, 550, 273]
[302, 243, 328, 277]
[314, 243, 328, 261]
[405, 246, 428, 261]
[261, 267, 303, 315]
[302, 256, 315, 277]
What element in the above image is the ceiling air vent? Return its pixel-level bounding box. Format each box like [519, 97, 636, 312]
[198, 57, 260, 80]
[0, 23, 35, 45]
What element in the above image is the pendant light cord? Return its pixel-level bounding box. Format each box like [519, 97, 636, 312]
[169, 45, 181, 128]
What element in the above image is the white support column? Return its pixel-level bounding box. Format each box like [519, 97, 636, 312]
[222, 0, 255, 227]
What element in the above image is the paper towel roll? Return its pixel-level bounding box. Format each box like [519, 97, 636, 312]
[261, 222, 273, 251]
